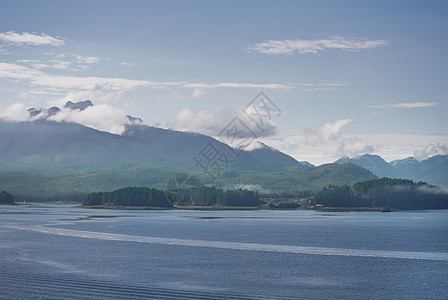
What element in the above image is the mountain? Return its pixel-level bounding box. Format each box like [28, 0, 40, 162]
[64, 100, 93, 111]
[0, 101, 380, 199]
[391, 155, 448, 188]
[299, 161, 315, 168]
[335, 154, 448, 187]
[335, 154, 399, 178]
[27, 106, 61, 118]
[0, 120, 301, 173]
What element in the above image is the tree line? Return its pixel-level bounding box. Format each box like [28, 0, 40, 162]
[82, 186, 260, 207]
[0, 191, 14, 204]
[83, 187, 172, 207]
[314, 178, 448, 209]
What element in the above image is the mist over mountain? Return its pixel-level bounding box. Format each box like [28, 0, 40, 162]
[0, 118, 300, 173]
[0, 101, 380, 198]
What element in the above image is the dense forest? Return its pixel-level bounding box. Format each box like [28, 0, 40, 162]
[314, 178, 448, 209]
[83, 186, 261, 207]
[0, 191, 14, 204]
[83, 187, 173, 208]
[0, 162, 375, 202]
[167, 187, 260, 207]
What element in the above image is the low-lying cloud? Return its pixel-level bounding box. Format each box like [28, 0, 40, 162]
[337, 136, 376, 158]
[414, 143, 448, 161]
[0, 103, 30, 122]
[170, 108, 278, 139]
[305, 118, 354, 145]
[0, 102, 131, 135]
[48, 104, 129, 134]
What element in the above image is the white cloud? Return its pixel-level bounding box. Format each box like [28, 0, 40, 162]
[170, 108, 277, 138]
[16, 53, 101, 71]
[0, 31, 65, 46]
[25, 60, 72, 70]
[51, 60, 72, 70]
[0, 100, 134, 135]
[258, 132, 448, 166]
[120, 62, 134, 67]
[414, 143, 448, 161]
[248, 36, 387, 55]
[300, 81, 349, 92]
[75, 55, 100, 64]
[182, 82, 293, 90]
[337, 137, 376, 158]
[305, 118, 354, 144]
[0, 62, 293, 103]
[170, 108, 236, 136]
[0, 103, 30, 122]
[370, 102, 438, 109]
[192, 88, 206, 98]
[48, 104, 128, 134]
[318, 119, 354, 140]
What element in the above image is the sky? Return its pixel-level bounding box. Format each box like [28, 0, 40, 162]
[0, 0, 447, 165]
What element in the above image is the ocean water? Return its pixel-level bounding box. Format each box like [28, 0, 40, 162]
[0, 204, 447, 299]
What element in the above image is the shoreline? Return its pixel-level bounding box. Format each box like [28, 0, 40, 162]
[7, 203, 440, 212]
[78, 205, 402, 212]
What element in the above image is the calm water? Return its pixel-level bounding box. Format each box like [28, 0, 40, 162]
[0, 204, 447, 299]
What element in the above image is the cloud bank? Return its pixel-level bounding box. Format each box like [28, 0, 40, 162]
[249, 36, 388, 55]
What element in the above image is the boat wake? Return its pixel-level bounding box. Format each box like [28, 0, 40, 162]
[2, 223, 448, 262]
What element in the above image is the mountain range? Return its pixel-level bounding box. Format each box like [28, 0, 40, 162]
[335, 154, 448, 188]
[0, 100, 445, 200]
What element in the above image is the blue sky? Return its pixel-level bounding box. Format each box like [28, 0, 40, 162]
[0, 0, 447, 164]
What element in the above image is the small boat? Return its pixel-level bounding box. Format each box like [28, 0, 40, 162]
[380, 207, 392, 212]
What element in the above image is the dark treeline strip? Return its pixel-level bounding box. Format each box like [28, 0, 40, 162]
[314, 178, 448, 209]
[0, 191, 14, 204]
[78, 178, 448, 209]
[83, 187, 172, 208]
[167, 187, 260, 207]
[83, 186, 260, 207]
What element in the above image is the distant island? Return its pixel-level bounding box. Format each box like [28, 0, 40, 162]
[82, 178, 448, 211]
[82, 186, 260, 209]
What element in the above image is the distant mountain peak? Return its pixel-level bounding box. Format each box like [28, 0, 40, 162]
[335, 154, 398, 178]
[27, 106, 61, 119]
[127, 115, 143, 125]
[390, 156, 418, 166]
[64, 100, 93, 111]
[299, 161, 315, 168]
